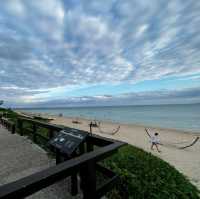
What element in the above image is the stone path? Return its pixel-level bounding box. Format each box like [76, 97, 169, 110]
[0, 126, 80, 198]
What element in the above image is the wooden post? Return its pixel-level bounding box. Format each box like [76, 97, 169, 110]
[56, 149, 61, 165]
[79, 143, 85, 155]
[89, 122, 92, 134]
[33, 123, 37, 142]
[18, 119, 23, 136]
[48, 129, 54, 151]
[61, 154, 78, 196]
[5, 120, 8, 129]
[11, 124, 15, 134]
[71, 173, 78, 196]
[49, 129, 54, 139]
[87, 140, 94, 152]
[81, 160, 96, 199]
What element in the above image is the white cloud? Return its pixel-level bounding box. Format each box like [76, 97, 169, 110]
[0, 0, 200, 105]
[4, 0, 26, 17]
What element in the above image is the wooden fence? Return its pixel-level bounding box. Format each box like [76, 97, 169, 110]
[0, 116, 125, 199]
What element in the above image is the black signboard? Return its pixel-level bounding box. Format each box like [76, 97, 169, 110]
[49, 128, 88, 156]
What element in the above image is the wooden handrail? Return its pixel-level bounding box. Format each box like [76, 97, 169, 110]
[0, 115, 126, 198]
[0, 118, 15, 134]
[0, 141, 124, 199]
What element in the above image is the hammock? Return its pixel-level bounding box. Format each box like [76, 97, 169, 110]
[179, 137, 199, 149]
[89, 121, 99, 127]
[98, 124, 120, 135]
[145, 128, 151, 138]
[72, 118, 81, 124]
[145, 128, 199, 149]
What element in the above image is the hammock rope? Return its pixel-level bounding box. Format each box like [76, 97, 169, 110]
[145, 128, 151, 138]
[179, 137, 199, 149]
[98, 124, 120, 135]
[145, 128, 199, 149]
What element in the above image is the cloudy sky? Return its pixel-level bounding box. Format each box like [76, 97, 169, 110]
[0, 0, 200, 107]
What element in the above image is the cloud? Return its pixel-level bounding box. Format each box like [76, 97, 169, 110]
[0, 86, 47, 104]
[8, 87, 200, 108]
[0, 0, 199, 104]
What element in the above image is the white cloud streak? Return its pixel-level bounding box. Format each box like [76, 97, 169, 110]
[0, 0, 199, 104]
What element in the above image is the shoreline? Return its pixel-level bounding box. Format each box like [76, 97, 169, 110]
[15, 110, 200, 135]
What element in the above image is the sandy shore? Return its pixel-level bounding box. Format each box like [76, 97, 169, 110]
[16, 111, 200, 190]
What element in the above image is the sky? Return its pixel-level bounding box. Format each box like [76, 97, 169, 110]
[0, 0, 200, 108]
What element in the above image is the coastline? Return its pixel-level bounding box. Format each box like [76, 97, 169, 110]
[15, 110, 200, 189]
[17, 110, 200, 135]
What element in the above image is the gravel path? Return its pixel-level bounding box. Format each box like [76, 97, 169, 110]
[0, 126, 81, 198]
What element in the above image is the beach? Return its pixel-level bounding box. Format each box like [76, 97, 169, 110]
[43, 114, 200, 190]
[14, 109, 200, 190]
[17, 104, 200, 133]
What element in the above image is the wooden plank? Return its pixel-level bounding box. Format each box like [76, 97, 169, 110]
[11, 124, 15, 134]
[17, 119, 23, 136]
[23, 128, 34, 135]
[96, 164, 115, 178]
[17, 117, 62, 131]
[34, 133, 49, 142]
[0, 141, 125, 199]
[71, 173, 78, 196]
[95, 175, 119, 198]
[17, 117, 124, 147]
[81, 160, 96, 199]
[87, 135, 112, 147]
[0, 116, 126, 198]
[0, 119, 15, 134]
[49, 129, 54, 139]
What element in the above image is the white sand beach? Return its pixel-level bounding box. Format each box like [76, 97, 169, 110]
[44, 115, 200, 190]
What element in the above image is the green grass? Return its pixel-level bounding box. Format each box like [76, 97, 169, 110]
[103, 145, 200, 199]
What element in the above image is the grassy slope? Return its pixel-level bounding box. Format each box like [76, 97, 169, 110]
[103, 145, 200, 199]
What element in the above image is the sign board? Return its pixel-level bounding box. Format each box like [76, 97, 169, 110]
[49, 128, 88, 156]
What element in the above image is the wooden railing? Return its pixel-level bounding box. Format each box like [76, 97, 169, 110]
[0, 116, 126, 199]
[16, 117, 61, 142]
[0, 117, 15, 134]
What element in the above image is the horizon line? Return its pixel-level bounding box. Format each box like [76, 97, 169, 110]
[12, 102, 200, 109]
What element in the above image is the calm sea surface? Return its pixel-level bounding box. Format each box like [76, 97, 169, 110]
[18, 104, 200, 133]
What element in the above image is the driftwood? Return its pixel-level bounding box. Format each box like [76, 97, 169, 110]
[72, 120, 82, 124]
[72, 120, 81, 124]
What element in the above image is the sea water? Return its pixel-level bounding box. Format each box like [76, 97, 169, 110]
[18, 104, 200, 133]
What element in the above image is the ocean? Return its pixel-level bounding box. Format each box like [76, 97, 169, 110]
[18, 104, 200, 133]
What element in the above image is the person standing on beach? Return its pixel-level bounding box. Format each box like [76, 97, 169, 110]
[150, 132, 161, 152]
[145, 128, 161, 152]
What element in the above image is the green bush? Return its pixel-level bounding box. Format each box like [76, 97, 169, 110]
[0, 109, 18, 122]
[103, 145, 200, 199]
